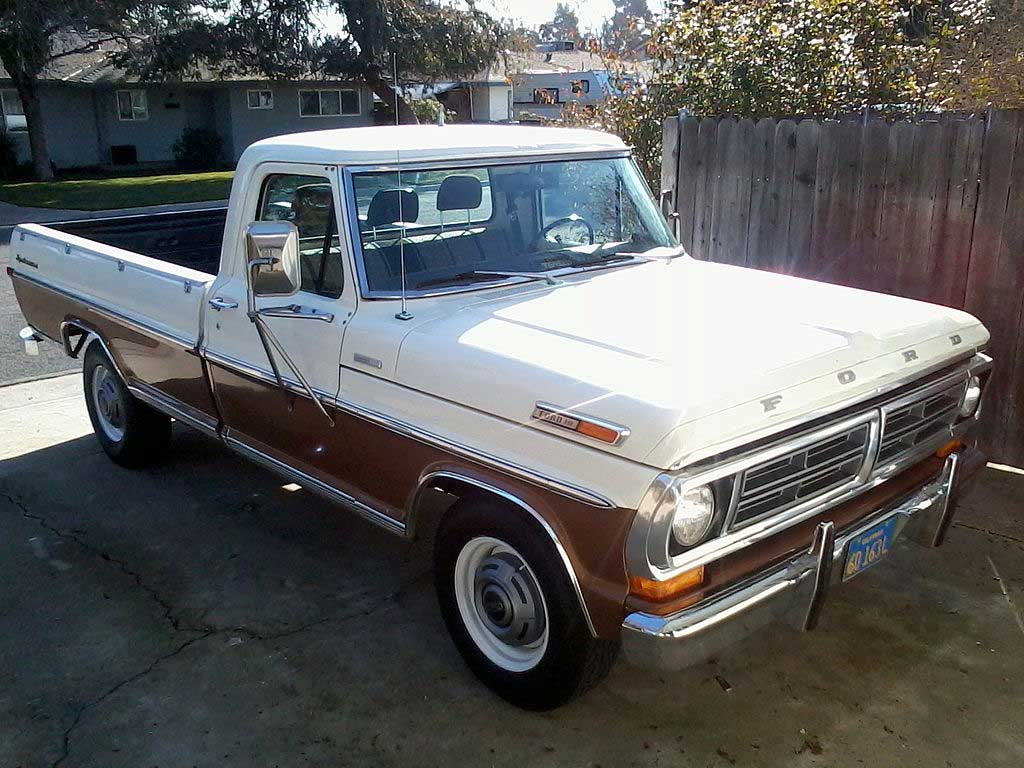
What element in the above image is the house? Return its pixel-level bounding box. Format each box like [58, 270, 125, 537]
[508, 42, 649, 121]
[0, 42, 374, 170]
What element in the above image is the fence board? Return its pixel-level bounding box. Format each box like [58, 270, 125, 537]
[664, 107, 1024, 467]
[745, 118, 777, 267]
[853, 118, 890, 289]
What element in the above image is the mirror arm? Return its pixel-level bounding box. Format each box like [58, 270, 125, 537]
[247, 312, 335, 427]
[258, 304, 335, 323]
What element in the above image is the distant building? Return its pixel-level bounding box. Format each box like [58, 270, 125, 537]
[508, 42, 649, 121]
[0, 40, 373, 170]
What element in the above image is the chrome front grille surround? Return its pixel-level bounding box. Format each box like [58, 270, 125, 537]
[722, 372, 970, 532]
[876, 380, 965, 469]
[732, 421, 873, 527]
[627, 352, 992, 583]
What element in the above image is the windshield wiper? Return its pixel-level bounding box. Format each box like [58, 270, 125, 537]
[416, 270, 561, 290]
[567, 245, 687, 269]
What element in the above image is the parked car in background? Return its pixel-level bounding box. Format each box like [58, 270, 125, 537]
[9, 125, 992, 709]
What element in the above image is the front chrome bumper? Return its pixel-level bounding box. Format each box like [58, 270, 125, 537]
[622, 450, 967, 671]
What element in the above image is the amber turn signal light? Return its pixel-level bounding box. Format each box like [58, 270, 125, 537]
[629, 566, 705, 602]
[575, 420, 621, 444]
[936, 439, 963, 458]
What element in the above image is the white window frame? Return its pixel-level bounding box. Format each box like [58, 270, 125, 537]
[298, 88, 361, 118]
[116, 89, 148, 121]
[247, 89, 274, 110]
[1, 89, 27, 132]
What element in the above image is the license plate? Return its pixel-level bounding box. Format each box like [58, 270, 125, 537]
[842, 516, 899, 581]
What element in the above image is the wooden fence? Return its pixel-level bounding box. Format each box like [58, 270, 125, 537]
[660, 108, 1024, 466]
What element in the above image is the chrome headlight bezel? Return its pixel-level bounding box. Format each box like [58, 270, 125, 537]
[958, 374, 983, 420]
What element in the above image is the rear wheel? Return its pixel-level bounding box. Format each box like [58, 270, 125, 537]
[435, 497, 619, 710]
[83, 344, 171, 467]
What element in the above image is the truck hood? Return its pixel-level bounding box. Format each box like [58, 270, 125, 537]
[394, 258, 989, 469]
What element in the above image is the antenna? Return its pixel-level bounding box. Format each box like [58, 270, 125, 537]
[394, 51, 413, 321]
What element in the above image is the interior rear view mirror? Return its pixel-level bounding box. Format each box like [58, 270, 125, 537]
[245, 221, 301, 297]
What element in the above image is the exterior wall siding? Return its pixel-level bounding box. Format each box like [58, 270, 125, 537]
[93, 84, 216, 164]
[223, 82, 374, 161]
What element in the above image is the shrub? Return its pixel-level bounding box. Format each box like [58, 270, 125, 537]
[172, 127, 224, 171]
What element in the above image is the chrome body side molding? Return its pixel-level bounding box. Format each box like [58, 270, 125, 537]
[415, 470, 598, 638]
[15, 270, 198, 351]
[129, 380, 220, 437]
[204, 350, 616, 509]
[222, 431, 406, 536]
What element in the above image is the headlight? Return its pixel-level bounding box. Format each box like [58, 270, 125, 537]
[959, 375, 982, 418]
[670, 484, 716, 547]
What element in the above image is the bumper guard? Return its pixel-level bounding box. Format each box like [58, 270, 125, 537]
[622, 451, 964, 670]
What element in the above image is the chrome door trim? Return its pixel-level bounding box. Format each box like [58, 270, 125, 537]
[203, 350, 616, 509]
[222, 430, 406, 536]
[13, 270, 199, 351]
[415, 470, 598, 638]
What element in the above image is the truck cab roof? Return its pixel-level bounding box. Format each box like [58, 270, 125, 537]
[241, 124, 628, 168]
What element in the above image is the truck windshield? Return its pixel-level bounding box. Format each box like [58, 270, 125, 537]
[350, 156, 676, 295]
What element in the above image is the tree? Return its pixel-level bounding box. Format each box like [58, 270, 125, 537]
[601, 0, 653, 55]
[645, 0, 989, 118]
[0, 1, 198, 180]
[540, 3, 581, 42]
[125, 0, 505, 125]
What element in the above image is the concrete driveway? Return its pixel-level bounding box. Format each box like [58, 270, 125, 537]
[1, 374, 1022, 768]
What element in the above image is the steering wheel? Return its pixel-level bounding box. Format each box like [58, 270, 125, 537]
[537, 214, 595, 247]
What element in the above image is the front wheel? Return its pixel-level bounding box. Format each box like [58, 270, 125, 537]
[83, 344, 171, 467]
[435, 498, 618, 710]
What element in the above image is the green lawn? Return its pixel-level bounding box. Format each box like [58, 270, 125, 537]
[0, 171, 234, 210]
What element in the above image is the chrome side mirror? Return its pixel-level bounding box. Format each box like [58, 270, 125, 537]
[245, 221, 301, 298]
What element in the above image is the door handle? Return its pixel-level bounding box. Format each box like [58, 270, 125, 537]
[209, 296, 239, 311]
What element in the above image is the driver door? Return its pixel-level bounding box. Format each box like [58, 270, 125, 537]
[203, 163, 357, 480]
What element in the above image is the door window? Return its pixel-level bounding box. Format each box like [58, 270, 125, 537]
[258, 174, 344, 298]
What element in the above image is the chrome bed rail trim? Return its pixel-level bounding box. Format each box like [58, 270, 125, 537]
[12, 270, 199, 351]
[204, 350, 616, 509]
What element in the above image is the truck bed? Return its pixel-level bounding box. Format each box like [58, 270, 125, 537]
[49, 207, 227, 275]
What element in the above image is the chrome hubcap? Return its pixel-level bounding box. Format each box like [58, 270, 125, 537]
[91, 364, 126, 442]
[455, 537, 549, 672]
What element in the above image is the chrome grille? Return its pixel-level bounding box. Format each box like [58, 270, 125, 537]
[732, 421, 872, 527]
[877, 380, 964, 468]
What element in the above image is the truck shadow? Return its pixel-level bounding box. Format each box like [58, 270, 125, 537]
[1, 427, 1021, 767]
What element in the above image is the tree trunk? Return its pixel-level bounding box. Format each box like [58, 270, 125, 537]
[366, 74, 419, 125]
[17, 79, 53, 181]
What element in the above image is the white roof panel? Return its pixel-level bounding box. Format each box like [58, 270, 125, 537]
[241, 124, 627, 167]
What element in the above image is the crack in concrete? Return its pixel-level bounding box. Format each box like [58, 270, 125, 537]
[2, 491, 207, 634]
[953, 521, 1024, 547]
[49, 584, 421, 768]
[2, 491, 428, 767]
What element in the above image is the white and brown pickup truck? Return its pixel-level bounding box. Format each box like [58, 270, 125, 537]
[9, 125, 993, 709]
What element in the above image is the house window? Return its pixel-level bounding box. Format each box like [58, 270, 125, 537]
[116, 89, 148, 121]
[298, 89, 360, 117]
[1, 89, 26, 132]
[247, 89, 273, 109]
[533, 87, 559, 105]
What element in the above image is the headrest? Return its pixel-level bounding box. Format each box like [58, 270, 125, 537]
[437, 175, 483, 212]
[365, 188, 419, 227]
[293, 184, 332, 212]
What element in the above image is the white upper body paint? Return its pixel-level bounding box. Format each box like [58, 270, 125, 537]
[9, 125, 990, 509]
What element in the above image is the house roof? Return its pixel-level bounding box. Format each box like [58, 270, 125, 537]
[241, 124, 627, 167]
